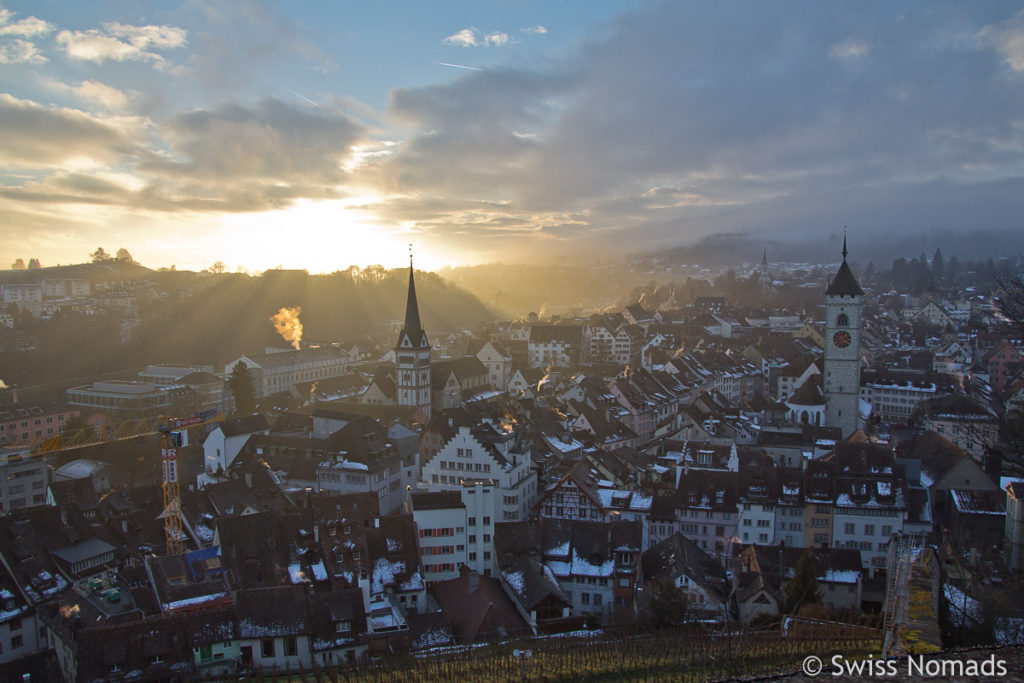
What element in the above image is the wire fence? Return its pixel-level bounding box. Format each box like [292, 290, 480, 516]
[220, 627, 881, 683]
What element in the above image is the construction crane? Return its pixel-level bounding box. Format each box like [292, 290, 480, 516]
[160, 414, 223, 556]
[29, 410, 222, 556]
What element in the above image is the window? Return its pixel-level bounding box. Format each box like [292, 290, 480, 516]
[593, 594, 603, 607]
[261, 639, 275, 658]
[742, 519, 752, 526]
[284, 636, 298, 657]
[581, 593, 590, 605]
[468, 517, 476, 527]
[619, 577, 630, 588]
[483, 517, 491, 526]
[483, 534, 491, 543]
[864, 524, 875, 536]
[757, 519, 770, 528]
[336, 620, 352, 633]
[469, 552, 476, 561]
[814, 533, 828, 544]
[483, 551, 491, 560]
[844, 523, 855, 534]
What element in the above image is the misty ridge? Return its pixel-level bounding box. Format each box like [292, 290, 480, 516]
[0, 265, 493, 386]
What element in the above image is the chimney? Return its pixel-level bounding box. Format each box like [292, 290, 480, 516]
[11, 387, 16, 404]
[468, 570, 479, 595]
[244, 471, 253, 488]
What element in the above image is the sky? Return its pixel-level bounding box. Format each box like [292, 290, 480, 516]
[1, 1, 1023, 273]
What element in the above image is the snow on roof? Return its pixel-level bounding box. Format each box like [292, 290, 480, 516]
[502, 570, 525, 598]
[372, 558, 404, 594]
[289, 563, 308, 584]
[822, 569, 860, 584]
[311, 560, 328, 582]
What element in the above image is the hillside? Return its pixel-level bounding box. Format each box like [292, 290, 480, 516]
[0, 265, 494, 386]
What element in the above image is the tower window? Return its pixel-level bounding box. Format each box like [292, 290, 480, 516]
[836, 313, 849, 327]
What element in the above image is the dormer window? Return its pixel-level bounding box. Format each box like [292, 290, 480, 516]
[336, 620, 352, 633]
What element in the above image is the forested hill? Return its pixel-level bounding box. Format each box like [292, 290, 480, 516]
[2, 265, 494, 386]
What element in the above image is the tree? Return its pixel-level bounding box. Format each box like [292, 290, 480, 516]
[27, 258, 40, 269]
[91, 247, 111, 263]
[932, 248, 945, 282]
[10, 258, 25, 270]
[783, 549, 823, 614]
[115, 248, 135, 264]
[208, 261, 226, 274]
[228, 362, 257, 415]
[648, 576, 689, 628]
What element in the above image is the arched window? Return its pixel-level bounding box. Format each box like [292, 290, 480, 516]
[836, 313, 849, 327]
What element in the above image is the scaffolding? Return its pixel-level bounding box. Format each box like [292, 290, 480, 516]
[881, 532, 925, 657]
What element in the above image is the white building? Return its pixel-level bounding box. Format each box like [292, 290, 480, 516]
[421, 425, 537, 523]
[224, 346, 356, 399]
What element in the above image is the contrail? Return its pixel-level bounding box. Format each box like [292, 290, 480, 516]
[280, 85, 323, 109]
[440, 62, 482, 71]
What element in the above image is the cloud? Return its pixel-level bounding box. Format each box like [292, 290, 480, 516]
[55, 21, 186, 67]
[49, 80, 133, 110]
[0, 94, 143, 168]
[976, 10, 1024, 71]
[366, 3, 1024, 257]
[0, 37, 45, 64]
[521, 25, 548, 35]
[0, 9, 54, 37]
[829, 38, 869, 60]
[443, 28, 479, 47]
[443, 27, 509, 47]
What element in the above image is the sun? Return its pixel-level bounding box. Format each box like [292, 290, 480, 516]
[215, 198, 451, 273]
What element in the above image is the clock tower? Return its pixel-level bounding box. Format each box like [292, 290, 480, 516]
[823, 235, 863, 438]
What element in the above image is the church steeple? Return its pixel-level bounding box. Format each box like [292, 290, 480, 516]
[395, 246, 432, 419]
[403, 253, 424, 344]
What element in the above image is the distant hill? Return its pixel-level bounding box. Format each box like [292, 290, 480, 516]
[0, 260, 154, 285]
[0, 265, 494, 385]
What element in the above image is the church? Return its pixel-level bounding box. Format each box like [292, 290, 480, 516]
[359, 257, 488, 421]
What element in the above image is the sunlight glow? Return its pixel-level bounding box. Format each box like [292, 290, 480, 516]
[214, 197, 456, 273]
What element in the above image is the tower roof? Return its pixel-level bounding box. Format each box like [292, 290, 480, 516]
[825, 235, 864, 297]
[397, 257, 428, 348]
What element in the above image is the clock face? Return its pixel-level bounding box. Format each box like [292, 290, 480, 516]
[833, 331, 852, 349]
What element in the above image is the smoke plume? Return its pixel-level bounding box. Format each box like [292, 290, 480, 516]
[271, 307, 303, 350]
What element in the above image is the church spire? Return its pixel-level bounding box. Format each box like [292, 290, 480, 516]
[403, 245, 424, 344]
[842, 227, 848, 262]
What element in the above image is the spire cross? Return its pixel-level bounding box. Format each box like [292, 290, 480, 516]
[409, 243, 413, 268]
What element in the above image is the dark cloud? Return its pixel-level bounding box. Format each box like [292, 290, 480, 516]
[148, 97, 364, 181]
[0, 94, 142, 166]
[367, 2, 1024, 257]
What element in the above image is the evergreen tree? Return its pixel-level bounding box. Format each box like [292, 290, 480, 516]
[27, 258, 41, 269]
[228, 362, 257, 415]
[650, 576, 689, 628]
[783, 549, 823, 614]
[932, 248, 945, 281]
